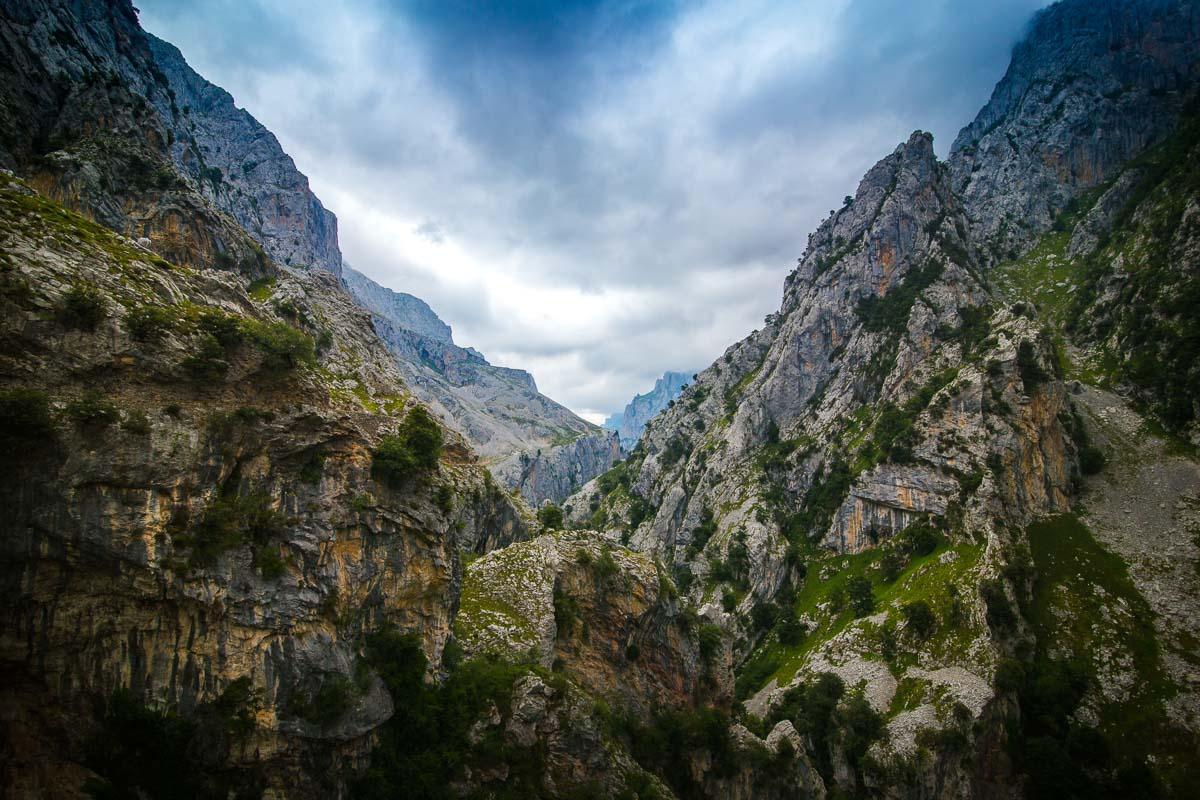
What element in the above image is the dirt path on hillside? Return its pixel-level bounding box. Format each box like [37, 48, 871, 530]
[1073, 384, 1200, 729]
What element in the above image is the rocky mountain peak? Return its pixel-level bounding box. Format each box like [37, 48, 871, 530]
[949, 0, 1200, 263]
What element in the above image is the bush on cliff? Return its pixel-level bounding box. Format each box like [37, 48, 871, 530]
[371, 407, 444, 489]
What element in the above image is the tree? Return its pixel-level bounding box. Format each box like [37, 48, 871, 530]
[847, 576, 874, 617]
[902, 600, 936, 640]
[537, 503, 563, 530]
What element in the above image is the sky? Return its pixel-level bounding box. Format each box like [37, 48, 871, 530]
[137, 0, 1049, 424]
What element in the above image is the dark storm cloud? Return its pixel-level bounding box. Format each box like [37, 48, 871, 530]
[137, 0, 1050, 418]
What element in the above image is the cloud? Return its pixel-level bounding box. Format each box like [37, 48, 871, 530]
[137, 0, 1048, 415]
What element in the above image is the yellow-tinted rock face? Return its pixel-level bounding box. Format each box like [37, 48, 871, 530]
[0, 174, 526, 797]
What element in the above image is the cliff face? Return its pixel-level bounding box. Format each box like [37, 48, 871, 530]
[145, 35, 342, 275]
[0, 0, 341, 277]
[344, 266, 620, 505]
[0, 171, 526, 797]
[604, 371, 691, 450]
[949, 0, 1200, 264]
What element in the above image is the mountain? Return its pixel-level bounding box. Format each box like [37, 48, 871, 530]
[144, 34, 343, 275]
[562, 0, 1200, 795]
[342, 265, 453, 344]
[0, 1, 529, 795]
[604, 370, 691, 450]
[341, 265, 620, 505]
[3, 0, 1200, 798]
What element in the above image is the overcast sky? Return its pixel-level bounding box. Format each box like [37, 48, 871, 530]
[138, 0, 1048, 423]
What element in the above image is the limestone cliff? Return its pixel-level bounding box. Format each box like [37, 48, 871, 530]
[145, 34, 342, 275]
[949, 0, 1200, 264]
[0, 172, 525, 798]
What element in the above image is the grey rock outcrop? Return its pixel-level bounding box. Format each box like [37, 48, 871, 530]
[604, 370, 691, 450]
[145, 35, 342, 275]
[0, 171, 526, 797]
[949, 0, 1200, 264]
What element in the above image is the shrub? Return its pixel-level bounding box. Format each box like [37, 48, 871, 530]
[198, 310, 243, 348]
[185, 491, 285, 570]
[735, 652, 782, 700]
[121, 410, 151, 435]
[777, 604, 806, 646]
[84, 681, 261, 800]
[65, 391, 119, 429]
[0, 388, 55, 455]
[698, 624, 724, 664]
[1017, 341, 1048, 390]
[994, 658, 1026, 692]
[898, 519, 940, 556]
[245, 320, 316, 373]
[594, 546, 620, 584]
[1078, 445, 1106, 475]
[847, 576, 874, 617]
[126, 304, 175, 341]
[902, 600, 936, 640]
[434, 484, 454, 513]
[182, 334, 229, 382]
[537, 503, 564, 530]
[254, 546, 286, 580]
[371, 407, 444, 489]
[721, 590, 737, 613]
[981, 579, 1016, 629]
[291, 673, 356, 727]
[750, 602, 779, 632]
[58, 282, 106, 329]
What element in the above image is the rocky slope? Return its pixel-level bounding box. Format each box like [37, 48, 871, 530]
[948, 0, 1200, 264]
[0, 0, 617, 508]
[604, 370, 691, 450]
[343, 265, 620, 505]
[342, 264, 453, 344]
[561, 1, 1200, 796]
[0, 169, 526, 798]
[145, 34, 342, 275]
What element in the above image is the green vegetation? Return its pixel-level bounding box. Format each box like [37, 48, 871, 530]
[177, 490, 287, 577]
[855, 259, 944, 333]
[622, 706, 742, 799]
[243, 319, 316, 374]
[1016, 514, 1199, 797]
[737, 528, 982, 698]
[537, 503, 564, 530]
[83, 680, 261, 800]
[353, 627, 559, 800]
[765, 673, 884, 790]
[0, 388, 55, 456]
[65, 391, 119, 429]
[1016, 340, 1048, 390]
[247, 276, 276, 301]
[125, 304, 176, 341]
[59, 281, 107, 329]
[288, 673, 358, 727]
[371, 407, 444, 489]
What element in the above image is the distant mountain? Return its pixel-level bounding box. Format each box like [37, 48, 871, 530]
[342, 264, 453, 344]
[603, 371, 690, 450]
[342, 267, 618, 503]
